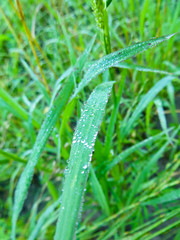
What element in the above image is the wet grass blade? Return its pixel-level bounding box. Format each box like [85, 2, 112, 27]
[90, 165, 110, 216]
[71, 34, 175, 100]
[115, 62, 172, 75]
[104, 128, 173, 173]
[121, 76, 175, 140]
[11, 77, 73, 240]
[54, 82, 114, 240]
[11, 37, 96, 239]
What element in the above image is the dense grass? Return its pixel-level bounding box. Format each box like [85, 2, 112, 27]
[0, 0, 180, 239]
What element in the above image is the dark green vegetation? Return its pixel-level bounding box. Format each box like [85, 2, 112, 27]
[0, 0, 180, 239]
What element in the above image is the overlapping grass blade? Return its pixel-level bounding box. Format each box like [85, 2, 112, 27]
[115, 62, 172, 75]
[0, 86, 40, 128]
[90, 165, 110, 216]
[104, 128, 173, 173]
[104, 69, 127, 156]
[28, 199, 60, 240]
[127, 128, 179, 205]
[20, 59, 51, 103]
[11, 37, 96, 239]
[71, 34, 175, 100]
[0, 150, 51, 173]
[11, 79, 72, 239]
[122, 208, 180, 240]
[167, 82, 179, 124]
[121, 75, 175, 140]
[154, 98, 171, 142]
[54, 82, 114, 240]
[143, 188, 180, 206]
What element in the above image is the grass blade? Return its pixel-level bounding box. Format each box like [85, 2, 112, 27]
[20, 59, 51, 103]
[104, 128, 173, 173]
[71, 34, 175, 100]
[154, 98, 171, 143]
[0, 86, 40, 128]
[11, 36, 97, 239]
[90, 165, 110, 216]
[54, 81, 114, 240]
[127, 128, 179, 205]
[104, 69, 127, 156]
[11, 78, 72, 240]
[121, 76, 175, 139]
[28, 199, 60, 240]
[143, 188, 180, 206]
[115, 62, 172, 75]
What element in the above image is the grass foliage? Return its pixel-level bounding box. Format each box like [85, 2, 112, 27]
[0, 0, 180, 239]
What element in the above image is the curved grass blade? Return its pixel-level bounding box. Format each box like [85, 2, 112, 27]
[122, 208, 180, 240]
[0, 86, 40, 128]
[127, 128, 179, 205]
[11, 78, 73, 240]
[20, 59, 51, 103]
[104, 127, 173, 173]
[115, 62, 172, 75]
[143, 188, 180, 206]
[104, 69, 127, 156]
[28, 199, 60, 240]
[54, 82, 114, 240]
[0, 150, 51, 173]
[90, 165, 110, 216]
[121, 75, 175, 140]
[167, 82, 179, 124]
[154, 98, 172, 143]
[11, 37, 96, 239]
[70, 34, 175, 100]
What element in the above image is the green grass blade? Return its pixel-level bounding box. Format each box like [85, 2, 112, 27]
[142, 219, 180, 240]
[50, 67, 73, 106]
[104, 69, 127, 156]
[115, 62, 172, 75]
[11, 36, 96, 239]
[104, 128, 173, 173]
[90, 165, 110, 216]
[0, 86, 40, 128]
[121, 76, 175, 140]
[167, 82, 179, 124]
[127, 128, 179, 205]
[154, 98, 171, 142]
[71, 34, 175, 100]
[0, 150, 51, 173]
[123, 208, 180, 240]
[28, 199, 60, 240]
[143, 188, 180, 206]
[54, 81, 114, 240]
[20, 59, 51, 103]
[11, 78, 73, 239]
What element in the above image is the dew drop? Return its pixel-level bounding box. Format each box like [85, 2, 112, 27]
[83, 164, 88, 169]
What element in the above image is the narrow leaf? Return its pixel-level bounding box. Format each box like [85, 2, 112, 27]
[143, 188, 180, 205]
[28, 199, 60, 240]
[54, 82, 114, 240]
[90, 165, 110, 216]
[71, 34, 175, 100]
[121, 76, 175, 139]
[115, 62, 172, 75]
[11, 37, 96, 239]
[104, 128, 173, 173]
[0, 87, 40, 128]
[127, 128, 179, 204]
